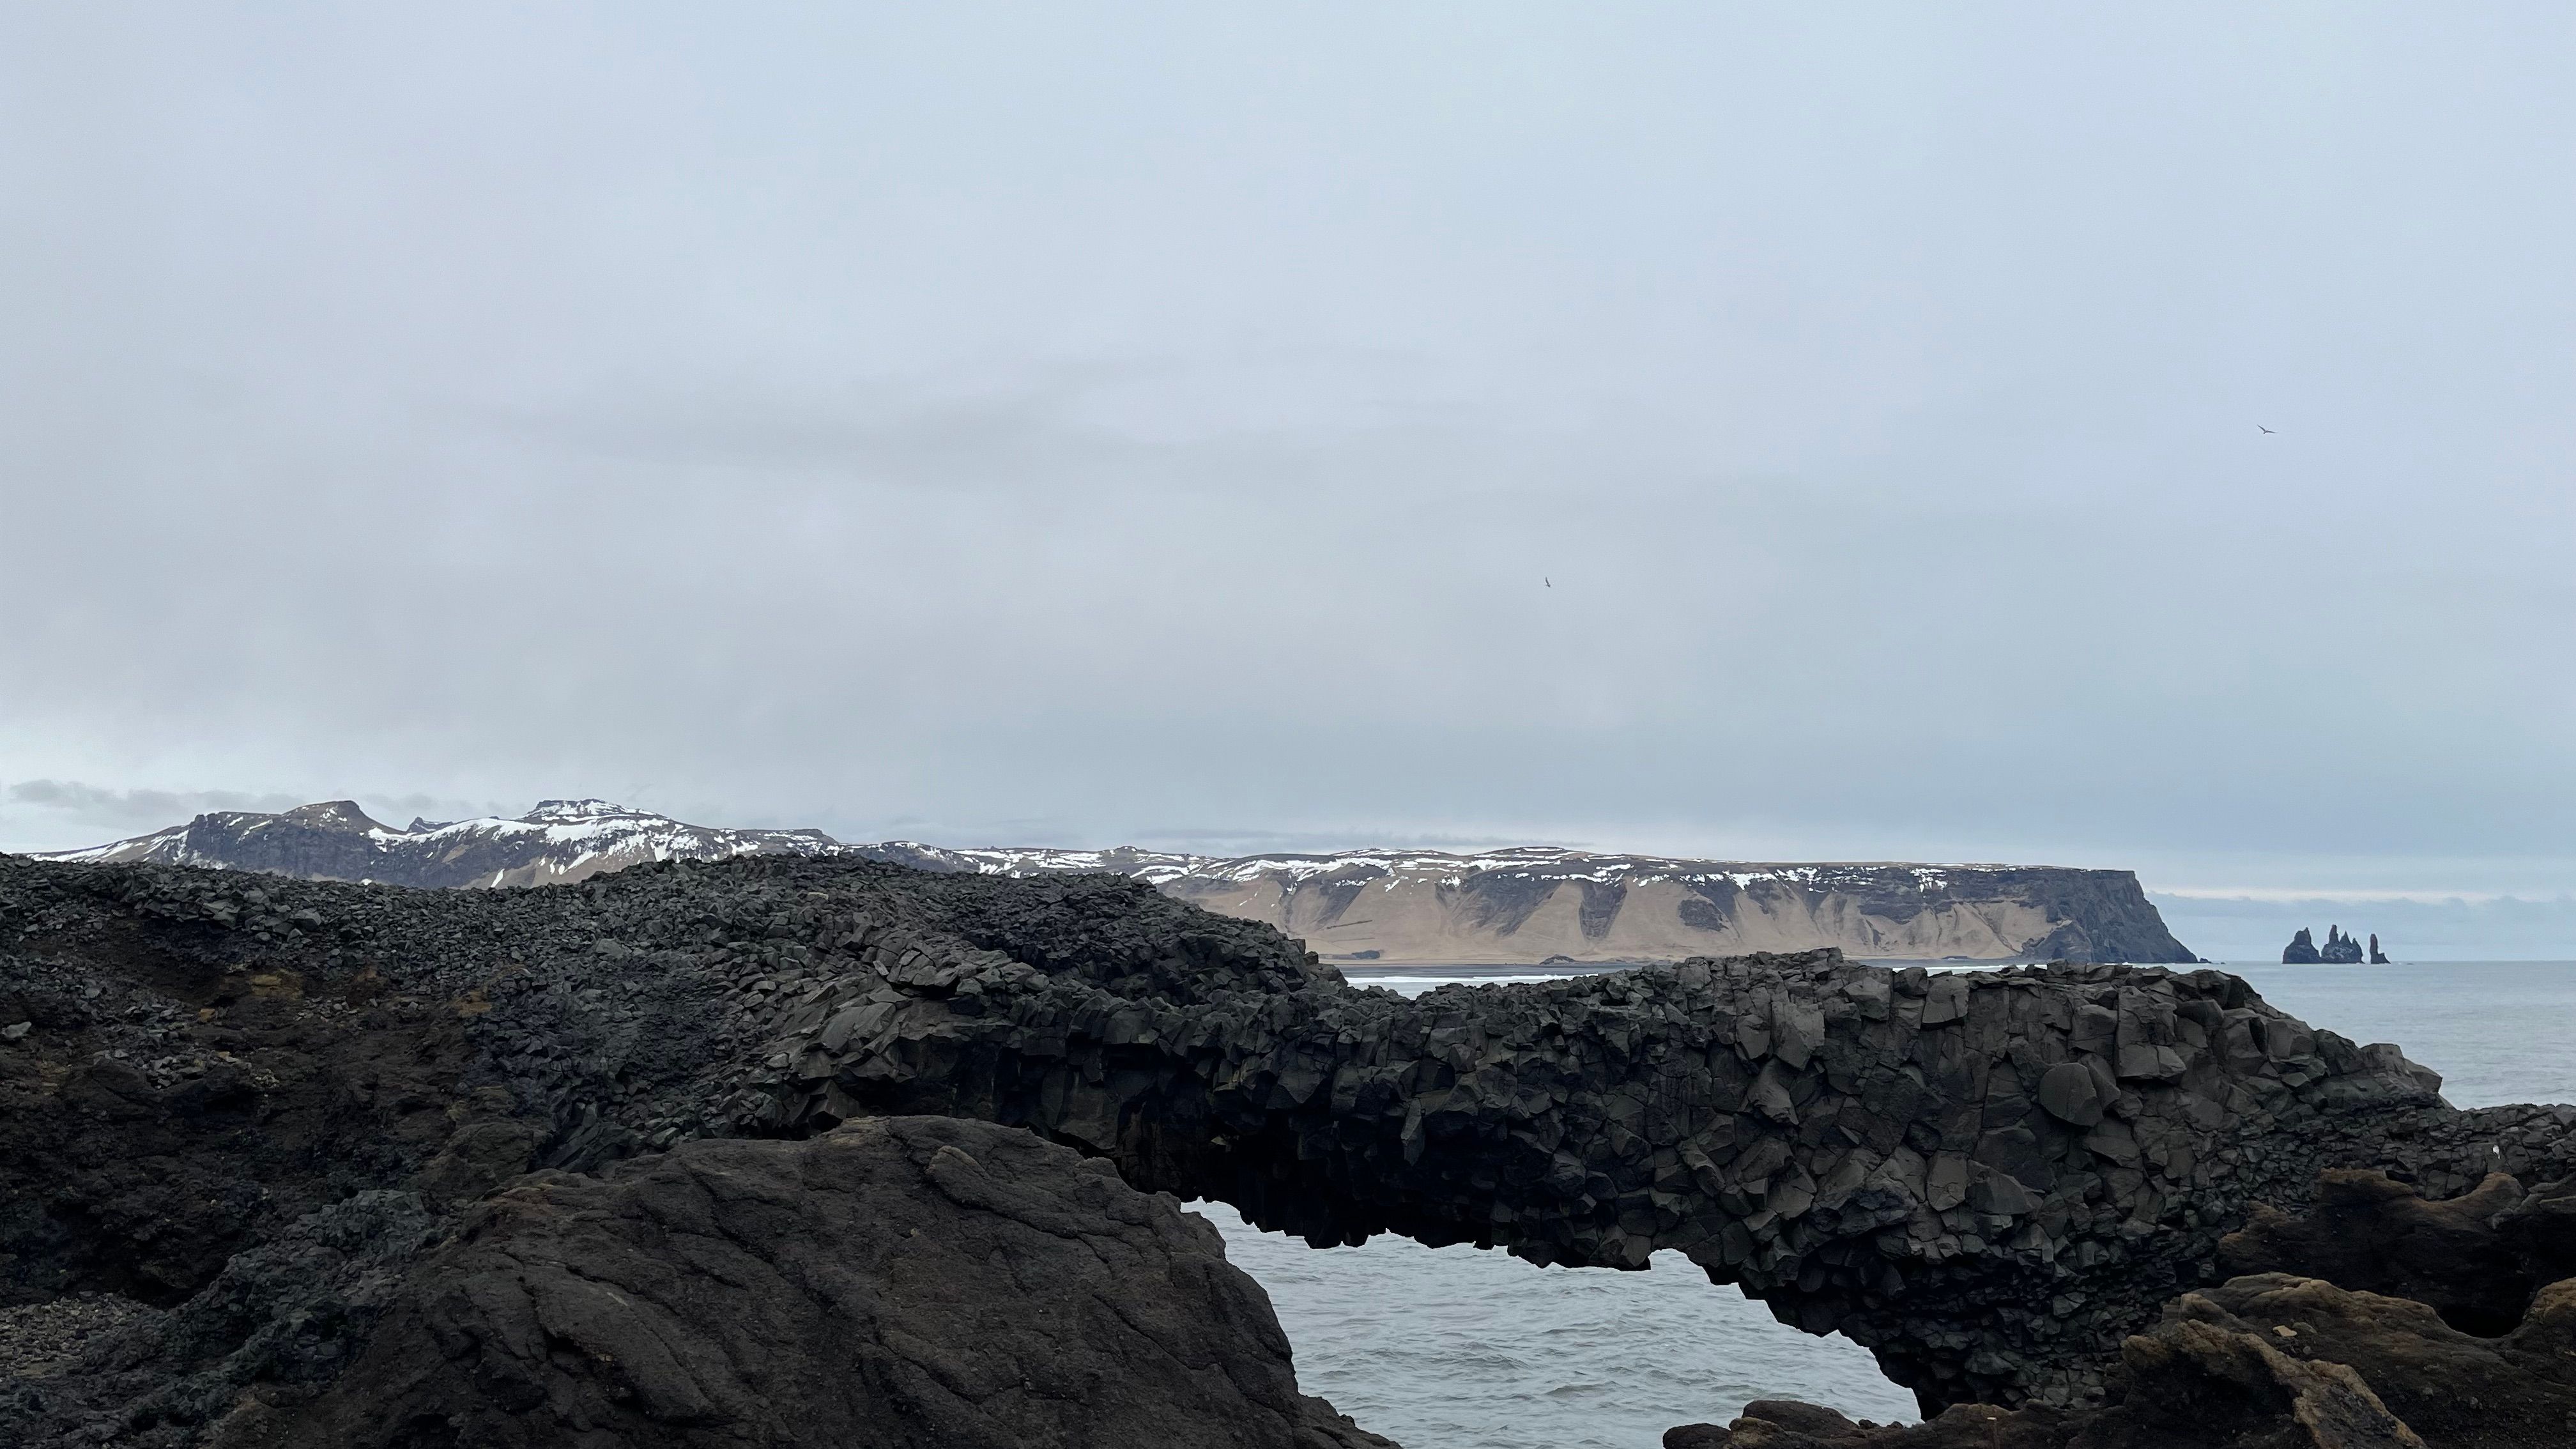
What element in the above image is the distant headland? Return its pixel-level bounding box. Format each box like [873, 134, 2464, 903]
[30, 797, 2198, 966]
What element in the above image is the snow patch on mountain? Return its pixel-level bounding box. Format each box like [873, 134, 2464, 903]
[30, 801, 2197, 963]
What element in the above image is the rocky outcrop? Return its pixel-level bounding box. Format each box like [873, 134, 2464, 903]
[0, 857, 1386, 1446]
[1662, 1276, 2441, 1446]
[1663, 1276, 2442, 1447]
[2283, 927, 2371, 965]
[209, 1117, 1389, 1449]
[4, 1190, 450, 1446]
[1669, 1263, 2576, 1443]
[1669, 1169, 2576, 1448]
[1, 1117, 1386, 1449]
[2371, 933, 2389, 965]
[2219, 1169, 2576, 1338]
[0, 852, 2562, 1434]
[42, 803, 2201, 965]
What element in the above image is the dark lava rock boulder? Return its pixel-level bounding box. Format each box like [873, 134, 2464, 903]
[2220, 1169, 2576, 1337]
[1660, 1279, 2428, 1446]
[3, 1191, 451, 1448]
[212, 1116, 1390, 1449]
[2164, 1271, 2576, 1448]
[1665, 1265, 2576, 1446]
[1670, 1169, 2576, 1446]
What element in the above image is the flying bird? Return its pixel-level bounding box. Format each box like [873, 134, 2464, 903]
[1544, 577, 1552, 588]
[2258, 425, 2274, 434]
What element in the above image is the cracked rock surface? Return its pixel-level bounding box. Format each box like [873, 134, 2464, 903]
[2217, 1169, 2576, 1338]
[762, 884, 2563, 1410]
[1664, 1266, 2576, 1449]
[1670, 1170, 2576, 1448]
[213, 1116, 1390, 1449]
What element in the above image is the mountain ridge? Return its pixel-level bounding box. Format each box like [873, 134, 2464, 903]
[31, 799, 2196, 964]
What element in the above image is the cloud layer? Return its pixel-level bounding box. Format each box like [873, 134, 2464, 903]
[3, 6, 2571, 917]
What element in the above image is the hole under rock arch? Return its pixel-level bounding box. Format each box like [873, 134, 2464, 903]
[1200, 1203, 1917, 1449]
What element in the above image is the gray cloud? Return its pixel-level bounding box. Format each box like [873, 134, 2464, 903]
[1, 5, 2571, 943]
[7, 781, 309, 822]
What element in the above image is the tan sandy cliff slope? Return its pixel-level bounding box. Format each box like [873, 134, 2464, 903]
[38, 804, 2196, 965]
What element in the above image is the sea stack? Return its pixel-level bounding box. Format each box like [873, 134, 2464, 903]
[2370, 931, 2390, 963]
[2282, 926, 2322, 963]
[2320, 924, 2365, 963]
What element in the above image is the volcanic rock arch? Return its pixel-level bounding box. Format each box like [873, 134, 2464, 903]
[11, 854, 2572, 1418]
[724, 870, 2568, 1413]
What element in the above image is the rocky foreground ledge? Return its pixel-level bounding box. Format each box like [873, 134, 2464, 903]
[1666, 1169, 2576, 1447]
[5, 852, 2576, 1446]
[3, 1108, 1390, 1448]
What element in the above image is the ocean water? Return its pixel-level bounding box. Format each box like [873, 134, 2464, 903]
[1200, 961, 2576, 1449]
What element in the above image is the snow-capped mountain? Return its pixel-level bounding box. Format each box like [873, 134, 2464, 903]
[862, 843, 1209, 885]
[36, 799, 850, 889]
[34, 802, 2195, 963]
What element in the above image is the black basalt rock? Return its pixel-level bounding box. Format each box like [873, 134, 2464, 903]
[3, 851, 2566, 1432]
[2219, 1167, 2576, 1338]
[756, 892, 2497, 1411]
[2281, 928, 2322, 964]
[234, 1118, 1393, 1449]
[1671, 1168, 2576, 1446]
[2320, 926, 2365, 965]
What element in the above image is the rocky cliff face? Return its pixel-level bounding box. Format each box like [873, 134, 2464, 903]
[44, 804, 2198, 965]
[1126, 850, 2196, 967]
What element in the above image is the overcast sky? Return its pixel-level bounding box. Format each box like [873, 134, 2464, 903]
[4, 5, 2572, 919]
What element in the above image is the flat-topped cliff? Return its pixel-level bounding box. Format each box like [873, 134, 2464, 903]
[1137, 849, 2193, 966]
[42, 801, 2197, 965]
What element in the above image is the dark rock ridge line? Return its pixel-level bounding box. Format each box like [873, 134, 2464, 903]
[42, 798, 2198, 965]
[3, 852, 2560, 1432]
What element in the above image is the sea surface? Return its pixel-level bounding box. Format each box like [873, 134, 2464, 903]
[1200, 960, 2576, 1449]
